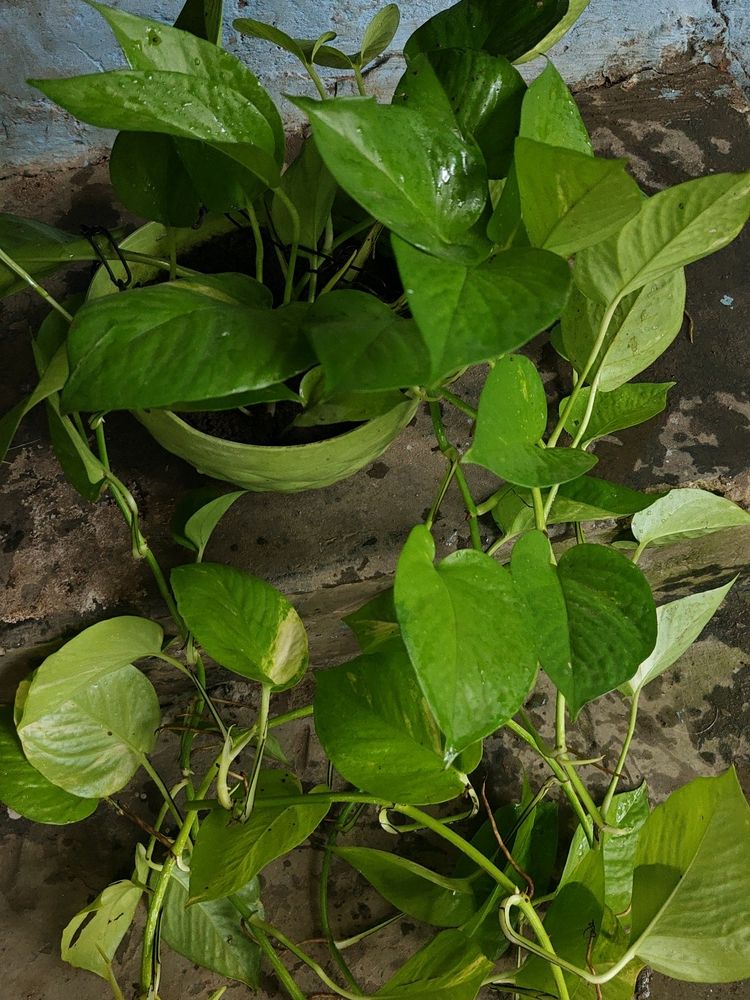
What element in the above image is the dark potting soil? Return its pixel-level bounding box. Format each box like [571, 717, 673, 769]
[182, 402, 358, 447]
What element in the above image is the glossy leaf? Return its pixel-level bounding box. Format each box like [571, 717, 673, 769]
[360, 4, 400, 64]
[174, 0, 225, 44]
[314, 641, 467, 804]
[376, 928, 492, 1000]
[0, 344, 67, 463]
[170, 488, 246, 559]
[342, 588, 400, 653]
[294, 96, 491, 263]
[162, 868, 262, 986]
[519, 61, 592, 155]
[403, 0, 569, 64]
[0, 214, 106, 297]
[176, 272, 273, 308]
[511, 530, 571, 683]
[295, 369, 404, 427]
[62, 286, 312, 412]
[561, 382, 675, 444]
[621, 579, 736, 696]
[172, 563, 308, 690]
[630, 769, 750, 981]
[562, 271, 686, 391]
[271, 139, 337, 249]
[575, 172, 750, 304]
[333, 847, 480, 927]
[173, 384, 301, 412]
[61, 879, 143, 980]
[109, 130, 201, 227]
[516, 0, 591, 63]
[486, 162, 528, 248]
[394, 49, 525, 177]
[0, 706, 97, 825]
[393, 239, 571, 385]
[305, 289, 430, 392]
[465, 355, 597, 487]
[515, 138, 641, 256]
[492, 476, 657, 540]
[394, 525, 537, 753]
[631, 488, 750, 549]
[189, 771, 329, 902]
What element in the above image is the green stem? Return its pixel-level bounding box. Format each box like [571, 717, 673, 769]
[139, 755, 183, 828]
[439, 389, 477, 420]
[250, 924, 308, 1000]
[335, 913, 401, 949]
[250, 918, 362, 1000]
[426, 458, 459, 530]
[320, 804, 363, 992]
[242, 684, 272, 820]
[244, 202, 265, 284]
[555, 694, 567, 757]
[155, 653, 228, 740]
[274, 188, 300, 305]
[353, 65, 367, 96]
[601, 689, 641, 816]
[531, 488, 546, 532]
[0, 246, 74, 322]
[304, 61, 328, 100]
[429, 401, 482, 550]
[342, 223, 383, 284]
[515, 897, 571, 1000]
[166, 227, 177, 282]
[269, 704, 314, 729]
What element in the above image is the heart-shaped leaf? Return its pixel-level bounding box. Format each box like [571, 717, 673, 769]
[294, 96, 491, 263]
[465, 355, 597, 487]
[172, 563, 308, 690]
[629, 769, 750, 981]
[314, 640, 467, 804]
[189, 771, 329, 902]
[393, 239, 571, 386]
[170, 488, 246, 559]
[395, 525, 538, 754]
[620, 579, 736, 696]
[631, 488, 750, 551]
[560, 382, 675, 444]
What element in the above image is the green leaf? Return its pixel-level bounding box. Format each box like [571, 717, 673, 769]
[176, 272, 273, 308]
[629, 769, 750, 981]
[562, 271, 686, 391]
[376, 928, 493, 1000]
[0, 214, 108, 298]
[173, 384, 301, 412]
[170, 488, 246, 559]
[342, 588, 400, 653]
[0, 344, 67, 464]
[561, 382, 675, 444]
[486, 162, 529, 248]
[553, 544, 657, 717]
[516, 1, 591, 63]
[515, 138, 642, 256]
[631, 487, 750, 550]
[234, 17, 309, 62]
[333, 847, 480, 927]
[62, 286, 312, 412]
[109, 131, 202, 227]
[271, 139, 338, 249]
[171, 563, 308, 690]
[295, 368, 404, 427]
[314, 641, 467, 804]
[403, 0, 569, 64]
[293, 96, 491, 264]
[575, 172, 750, 304]
[162, 868, 262, 986]
[0, 706, 97, 825]
[394, 49, 525, 178]
[44, 394, 107, 501]
[61, 879, 143, 980]
[394, 525, 537, 754]
[465, 355, 597, 487]
[393, 240, 571, 386]
[305, 289, 430, 392]
[360, 4, 400, 64]
[174, 0, 225, 44]
[519, 61, 592, 154]
[492, 476, 658, 540]
[511, 530, 571, 685]
[189, 771, 329, 902]
[621, 579, 736, 696]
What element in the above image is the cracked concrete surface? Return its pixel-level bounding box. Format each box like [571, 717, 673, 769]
[1, 60, 749, 1000]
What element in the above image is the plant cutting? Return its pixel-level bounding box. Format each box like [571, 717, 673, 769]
[1, 0, 750, 999]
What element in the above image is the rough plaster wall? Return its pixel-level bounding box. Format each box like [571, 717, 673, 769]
[0, 0, 742, 176]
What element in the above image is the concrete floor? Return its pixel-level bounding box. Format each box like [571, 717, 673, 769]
[1, 60, 749, 1000]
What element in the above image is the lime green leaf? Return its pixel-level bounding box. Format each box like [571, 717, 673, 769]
[189, 771, 329, 902]
[360, 4, 400, 64]
[162, 869, 262, 986]
[519, 61, 592, 155]
[515, 138, 642, 256]
[0, 706, 97, 825]
[170, 488, 246, 559]
[630, 769, 750, 981]
[172, 563, 308, 690]
[314, 641, 466, 805]
[561, 382, 675, 444]
[293, 96, 491, 264]
[61, 879, 143, 981]
[395, 525, 537, 753]
[272, 139, 338, 249]
[516, 1, 591, 63]
[342, 588, 400, 653]
[632, 488, 750, 550]
[465, 355, 597, 487]
[393, 239, 571, 385]
[334, 847, 480, 927]
[376, 928, 492, 1000]
[621, 579, 736, 696]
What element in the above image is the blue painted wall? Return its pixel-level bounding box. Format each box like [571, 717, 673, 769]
[0, 0, 743, 175]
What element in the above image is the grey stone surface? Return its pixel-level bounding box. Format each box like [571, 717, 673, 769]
[1, 60, 749, 1000]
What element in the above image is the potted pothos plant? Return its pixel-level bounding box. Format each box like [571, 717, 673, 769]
[2, 1, 750, 999]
